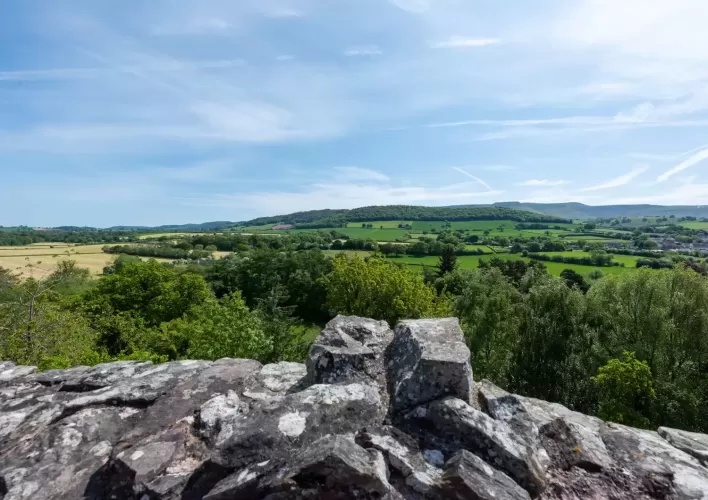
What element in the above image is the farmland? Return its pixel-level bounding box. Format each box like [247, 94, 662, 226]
[0, 244, 171, 278]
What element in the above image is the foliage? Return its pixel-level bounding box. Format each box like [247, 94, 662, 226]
[241, 205, 571, 227]
[592, 352, 656, 428]
[206, 249, 332, 323]
[324, 255, 451, 325]
[103, 244, 212, 260]
[437, 244, 458, 276]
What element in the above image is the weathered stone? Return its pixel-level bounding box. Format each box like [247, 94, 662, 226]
[2, 316, 708, 499]
[307, 316, 393, 418]
[659, 426, 708, 467]
[211, 382, 382, 469]
[356, 427, 443, 496]
[388, 318, 473, 413]
[206, 435, 391, 500]
[425, 397, 546, 495]
[436, 450, 531, 500]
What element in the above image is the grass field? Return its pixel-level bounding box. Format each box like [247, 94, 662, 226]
[681, 221, 708, 230]
[394, 254, 634, 277]
[138, 232, 210, 239]
[537, 251, 639, 267]
[0, 244, 175, 278]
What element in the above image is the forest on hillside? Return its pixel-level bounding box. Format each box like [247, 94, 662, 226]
[241, 205, 571, 227]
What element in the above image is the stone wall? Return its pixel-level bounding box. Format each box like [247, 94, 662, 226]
[1, 316, 707, 499]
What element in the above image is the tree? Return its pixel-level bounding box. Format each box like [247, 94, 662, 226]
[166, 293, 273, 361]
[560, 269, 590, 294]
[592, 352, 656, 428]
[438, 244, 458, 276]
[324, 256, 450, 326]
[450, 268, 522, 384]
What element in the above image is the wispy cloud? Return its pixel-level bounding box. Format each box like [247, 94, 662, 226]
[388, 0, 430, 13]
[451, 167, 494, 191]
[333, 166, 390, 182]
[184, 181, 504, 214]
[657, 148, 708, 182]
[0, 60, 245, 81]
[482, 165, 516, 172]
[344, 45, 383, 57]
[582, 167, 649, 191]
[517, 179, 570, 187]
[430, 37, 501, 49]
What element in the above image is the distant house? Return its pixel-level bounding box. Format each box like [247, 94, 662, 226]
[271, 224, 294, 230]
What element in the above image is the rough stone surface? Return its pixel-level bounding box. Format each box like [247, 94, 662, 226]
[1, 317, 708, 499]
[422, 397, 547, 495]
[388, 318, 473, 413]
[306, 315, 393, 419]
[436, 450, 531, 500]
[659, 427, 708, 467]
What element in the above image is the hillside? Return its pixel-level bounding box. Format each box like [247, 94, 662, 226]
[450, 202, 708, 220]
[240, 205, 571, 228]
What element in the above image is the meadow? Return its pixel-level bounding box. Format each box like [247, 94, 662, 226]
[536, 251, 639, 267]
[0, 244, 171, 278]
[323, 251, 633, 277]
[681, 221, 708, 230]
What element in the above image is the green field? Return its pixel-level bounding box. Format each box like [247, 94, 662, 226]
[681, 221, 708, 230]
[537, 251, 639, 267]
[392, 254, 633, 277]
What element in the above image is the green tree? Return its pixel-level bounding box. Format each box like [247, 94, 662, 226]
[438, 244, 458, 276]
[80, 260, 212, 354]
[508, 275, 593, 409]
[450, 268, 522, 384]
[592, 352, 656, 428]
[324, 256, 450, 325]
[560, 269, 590, 294]
[164, 292, 273, 361]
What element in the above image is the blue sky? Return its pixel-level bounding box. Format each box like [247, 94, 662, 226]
[2, 0, 708, 226]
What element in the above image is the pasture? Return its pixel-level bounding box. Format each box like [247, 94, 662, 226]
[0, 244, 172, 278]
[681, 221, 708, 230]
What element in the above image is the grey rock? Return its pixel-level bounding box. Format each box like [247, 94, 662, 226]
[207, 435, 391, 499]
[356, 427, 443, 496]
[0, 366, 36, 385]
[307, 316, 393, 418]
[211, 382, 382, 469]
[436, 450, 531, 500]
[388, 318, 473, 413]
[659, 426, 708, 466]
[2, 317, 708, 499]
[425, 397, 546, 495]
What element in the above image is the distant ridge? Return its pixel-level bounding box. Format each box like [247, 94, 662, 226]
[450, 202, 708, 220]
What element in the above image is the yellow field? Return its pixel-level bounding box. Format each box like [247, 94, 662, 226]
[0, 244, 168, 278]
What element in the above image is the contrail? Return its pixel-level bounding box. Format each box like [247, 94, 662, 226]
[657, 148, 708, 182]
[452, 167, 493, 191]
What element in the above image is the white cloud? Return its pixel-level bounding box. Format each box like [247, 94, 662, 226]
[0, 60, 244, 81]
[582, 167, 649, 191]
[185, 181, 504, 214]
[657, 148, 708, 182]
[332, 166, 390, 182]
[517, 179, 570, 187]
[344, 45, 383, 57]
[451, 167, 494, 191]
[430, 37, 501, 49]
[481, 165, 516, 172]
[267, 8, 303, 18]
[388, 0, 430, 13]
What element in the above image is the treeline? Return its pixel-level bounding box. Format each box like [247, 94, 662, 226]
[241, 205, 571, 227]
[3, 249, 708, 434]
[527, 251, 620, 268]
[103, 244, 213, 260]
[0, 229, 136, 246]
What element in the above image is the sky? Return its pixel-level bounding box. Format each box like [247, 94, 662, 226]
[2, 0, 708, 227]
